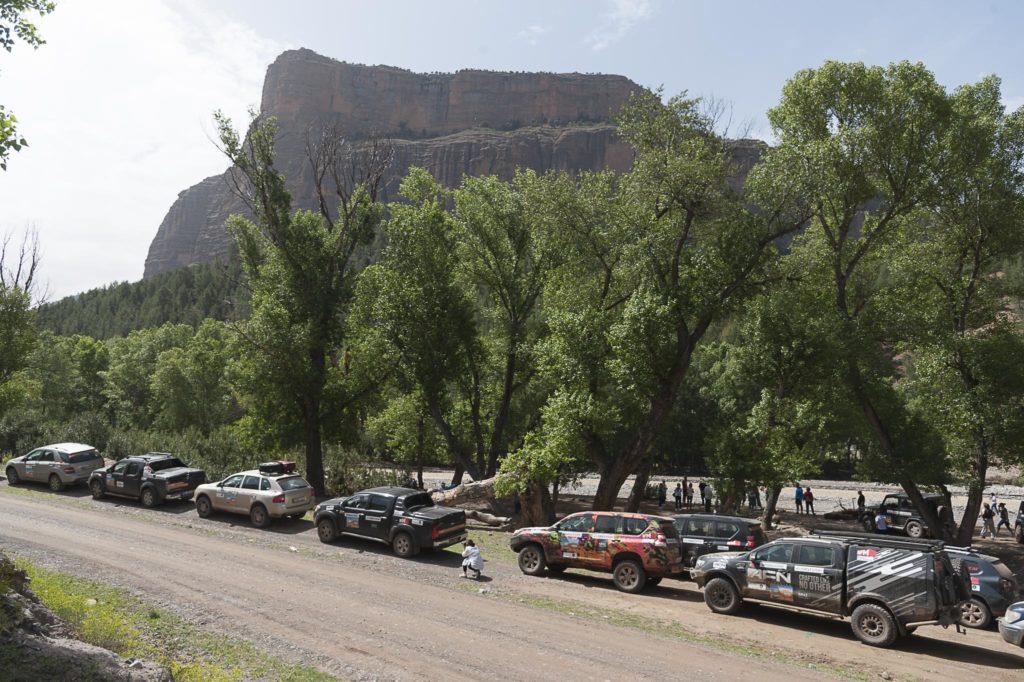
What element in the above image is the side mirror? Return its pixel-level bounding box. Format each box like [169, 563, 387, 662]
[217, 481, 225, 488]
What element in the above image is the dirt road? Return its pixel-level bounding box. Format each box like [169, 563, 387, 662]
[1, 483, 1022, 681]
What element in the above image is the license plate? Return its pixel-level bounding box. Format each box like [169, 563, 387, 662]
[292, 497, 307, 504]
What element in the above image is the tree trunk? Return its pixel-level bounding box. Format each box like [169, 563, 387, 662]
[304, 398, 325, 497]
[761, 486, 781, 531]
[626, 459, 654, 512]
[450, 464, 464, 486]
[955, 478, 984, 546]
[519, 480, 555, 527]
[592, 458, 629, 511]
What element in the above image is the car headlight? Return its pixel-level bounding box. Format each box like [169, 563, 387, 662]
[1005, 606, 1024, 625]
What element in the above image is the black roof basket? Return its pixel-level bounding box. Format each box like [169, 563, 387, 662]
[809, 529, 946, 551]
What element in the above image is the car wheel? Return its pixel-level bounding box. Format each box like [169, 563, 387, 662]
[5, 468, 20, 485]
[250, 504, 271, 528]
[851, 603, 898, 647]
[612, 559, 646, 594]
[48, 474, 64, 492]
[704, 577, 742, 615]
[546, 564, 567, 574]
[1015, 524, 1023, 544]
[905, 520, 924, 539]
[90, 480, 105, 499]
[862, 517, 875, 532]
[517, 544, 547, 576]
[391, 532, 416, 558]
[195, 495, 213, 518]
[317, 518, 338, 543]
[140, 487, 158, 508]
[959, 597, 992, 629]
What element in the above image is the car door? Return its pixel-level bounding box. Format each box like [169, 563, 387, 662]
[341, 494, 370, 536]
[553, 513, 596, 566]
[588, 513, 622, 567]
[107, 459, 131, 493]
[19, 449, 45, 481]
[792, 543, 843, 613]
[213, 474, 244, 511]
[680, 517, 716, 566]
[235, 475, 261, 513]
[122, 461, 143, 498]
[746, 542, 796, 603]
[362, 494, 392, 540]
[39, 450, 61, 483]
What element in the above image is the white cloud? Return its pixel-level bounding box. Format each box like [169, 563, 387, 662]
[518, 25, 551, 46]
[0, 0, 288, 299]
[583, 0, 656, 52]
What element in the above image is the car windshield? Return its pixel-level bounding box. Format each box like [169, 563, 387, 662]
[66, 450, 100, 463]
[402, 492, 434, 510]
[148, 458, 186, 471]
[276, 476, 310, 491]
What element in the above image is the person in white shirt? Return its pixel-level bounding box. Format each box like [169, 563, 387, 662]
[703, 482, 714, 512]
[874, 512, 889, 534]
[461, 540, 484, 579]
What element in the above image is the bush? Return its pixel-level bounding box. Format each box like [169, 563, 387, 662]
[323, 445, 410, 496]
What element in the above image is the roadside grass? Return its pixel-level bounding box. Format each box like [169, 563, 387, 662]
[442, 529, 517, 566]
[17, 558, 336, 682]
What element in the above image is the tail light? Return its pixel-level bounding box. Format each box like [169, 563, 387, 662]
[727, 536, 757, 549]
[431, 526, 439, 540]
[653, 532, 667, 547]
[62, 467, 75, 474]
[746, 535, 756, 549]
[271, 494, 286, 503]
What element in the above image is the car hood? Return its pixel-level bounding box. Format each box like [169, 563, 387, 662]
[7, 456, 25, 464]
[513, 526, 553, 536]
[696, 551, 746, 563]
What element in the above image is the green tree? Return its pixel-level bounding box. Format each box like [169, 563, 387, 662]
[0, 229, 41, 420]
[101, 323, 192, 429]
[216, 113, 391, 495]
[0, 0, 54, 170]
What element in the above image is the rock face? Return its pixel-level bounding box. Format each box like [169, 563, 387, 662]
[144, 49, 641, 278]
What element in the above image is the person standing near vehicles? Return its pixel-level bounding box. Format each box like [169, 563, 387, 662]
[804, 487, 816, 515]
[657, 480, 668, 509]
[874, 511, 889, 534]
[703, 481, 714, 512]
[996, 502, 1012, 535]
[698, 481, 707, 508]
[673, 483, 683, 510]
[795, 484, 804, 514]
[980, 503, 997, 538]
[857, 490, 865, 512]
[687, 482, 695, 509]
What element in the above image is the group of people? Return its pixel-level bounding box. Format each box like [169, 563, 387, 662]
[793, 484, 816, 515]
[980, 493, 1013, 538]
[657, 479, 714, 513]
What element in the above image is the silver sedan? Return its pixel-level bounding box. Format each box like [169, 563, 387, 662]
[4, 443, 104, 491]
[193, 470, 315, 528]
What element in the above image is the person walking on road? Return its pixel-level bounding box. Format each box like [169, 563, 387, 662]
[980, 503, 997, 538]
[997, 503, 1012, 535]
[804, 487, 816, 515]
[703, 481, 714, 512]
[795, 484, 804, 514]
[673, 483, 683, 510]
[657, 480, 667, 509]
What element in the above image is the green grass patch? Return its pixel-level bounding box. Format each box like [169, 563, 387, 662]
[18, 558, 337, 682]
[442, 529, 517, 566]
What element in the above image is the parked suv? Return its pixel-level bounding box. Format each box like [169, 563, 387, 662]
[1013, 501, 1023, 544]
[945, 547, 1020, 629]
[673, 513, 767, 571]
[509, 511, 684, 593]
[859, 492, 951, 538]
[691, 531, 967, 647]
[194, 462, 316, 528]
[5, 443, 104, 491]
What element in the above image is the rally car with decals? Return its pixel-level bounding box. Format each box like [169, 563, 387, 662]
[89, 453, 206, 508]
[194, 462, 316, 528]
[691, 530, 968, 647]
[313, 486, 466, 557]
[945, 546, 1019, 629]
[509, 511, 684, 593]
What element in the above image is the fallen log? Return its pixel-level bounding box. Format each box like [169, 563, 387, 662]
[465, 509, 512, 529]
[431, 476, 499, 508]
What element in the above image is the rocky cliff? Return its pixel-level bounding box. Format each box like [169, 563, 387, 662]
[144, 49, 641, 277]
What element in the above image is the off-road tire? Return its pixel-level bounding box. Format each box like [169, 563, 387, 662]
[391, 531, 416, 558]
[612, 559, 646, 594]
[959, 597, 992, 629]
[195, 495, 213, 518]
[851, 603, 898, 647]
[904, 520, 924, 539]
[704, 577, 742, 615]
[140, 487, 158, 508]
[48, 474, 64, 492]
[517, 544, 547, 576]
[250, 504, 271, 528]
[862, 517, 875, 532]
[317, 518, 338, 543]
[6, 467, 20, 485]
[90, 479, 105, 499]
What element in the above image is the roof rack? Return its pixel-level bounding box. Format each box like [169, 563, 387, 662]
[808, 529, 946, 551]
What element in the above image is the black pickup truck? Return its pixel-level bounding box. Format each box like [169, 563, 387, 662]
[313, 486, 467, 557]
[88, 453, 206, 508]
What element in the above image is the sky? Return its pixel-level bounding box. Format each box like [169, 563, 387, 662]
[1, 0, 1022, 300]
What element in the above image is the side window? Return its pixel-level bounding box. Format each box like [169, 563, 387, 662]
[346, 494, 369, 510]
[558, 513, 596, 533]
[125, 462, 142, 477]
[594, 515, 620, 534]
[241, 475, 260, 490]
[684, 518, 715, 536]
[368, 495, 391, 513]
[797, 544, 836, 567]
[111, 459, 130, 474]
[900, 498, 915, 511]
[259, 478, 271, 491]
[38, 451, 54, 462]
[881, 496, 899, 509]
[221, 474, 244, 488]
[752, 543, 794, 564]
[714, 522, 740, 539]
[622, 517, 650, 535]
[25, 449, 44, 461]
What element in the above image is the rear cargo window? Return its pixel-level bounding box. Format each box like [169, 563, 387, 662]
[653, 519, 679, 538]
[148, 458, 185, 471]
[66, 450, 100, 463]
[714, 522, 740, 539]
[402, 492, 434, 510]
[683, 518, 715, 536]
[277, 476, 310, 492]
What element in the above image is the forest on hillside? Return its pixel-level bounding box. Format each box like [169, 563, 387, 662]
[4, 60, 1024, 542]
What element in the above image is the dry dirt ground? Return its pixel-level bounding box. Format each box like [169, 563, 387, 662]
[0, 480, 1022, 681]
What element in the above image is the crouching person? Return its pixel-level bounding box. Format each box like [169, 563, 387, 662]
[461, 539, 484, 579]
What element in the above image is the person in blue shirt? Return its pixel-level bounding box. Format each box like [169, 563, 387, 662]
[794, 484, 804, 514]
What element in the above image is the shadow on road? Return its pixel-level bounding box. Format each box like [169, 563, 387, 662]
[540, 569, 705, 603]
[1, 480, 92, 498]
[319, 534, 465, 568]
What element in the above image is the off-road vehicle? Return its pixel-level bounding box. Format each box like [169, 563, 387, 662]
[194, 462, 315, 527]
[5, 443, 103, 491]
[691, 530, 967, 647]
[673, 513, 767, 571]
[509, 511, 684, 593]
[858, 492, 952, 538]
[89, 453, 206, 507]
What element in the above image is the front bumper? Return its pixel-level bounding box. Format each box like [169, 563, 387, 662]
[999, 618, 1024, 647]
